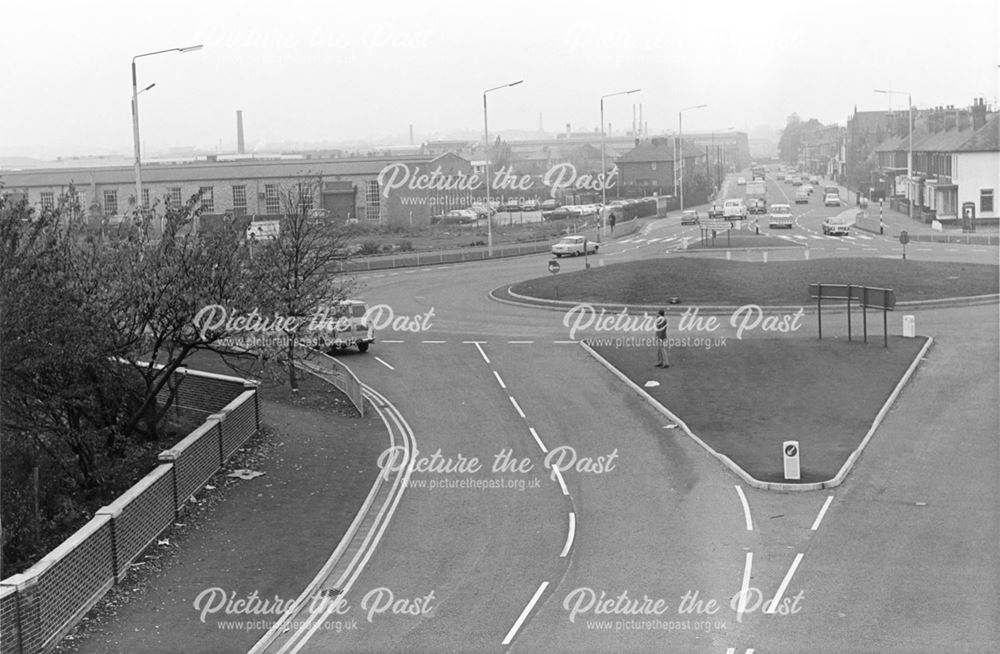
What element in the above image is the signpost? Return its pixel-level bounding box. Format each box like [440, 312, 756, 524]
[700, 219, 731, 247]
[899, 230, 909, 260]
[548, 259, 560, 300]
[783, 440, 801, 480]
[809, 283, 896, 347]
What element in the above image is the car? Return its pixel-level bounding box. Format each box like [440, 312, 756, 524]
[542, 206, 575, 221]
[499, 200, 521, 212]
[801, 183, 814, 195]
[469, 203, 495, 219]
[707, 203, 725, 219]
[824, 193, 841, 207]
[432, 208, 478, 224]
[522, 199, 540, 211]
[776, 172, 785, 181]
[794, 189, 810, 204]
[680, 210, 700, 225]
[809, 175, 820, 185]
[551, 235, 598, 257]
[540, 198, 561, 211]
[792, 177, 803, 186]
[768, 203, 793, 228]
[822, 216, 850, 236]
[737, 176, 747, 185]
[747, 198, 767, 215]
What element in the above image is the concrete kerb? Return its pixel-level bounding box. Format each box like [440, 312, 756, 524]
[581, 336, 934, 492]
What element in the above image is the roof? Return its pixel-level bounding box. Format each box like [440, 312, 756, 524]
[956, 115, 999, 152]
[0, 154, 445, 188]
[873, 115, 999, 154]
[616, 138, 705, 163]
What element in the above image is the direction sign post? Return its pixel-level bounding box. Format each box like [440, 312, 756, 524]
[783, 440, 801, 481]
[899, 230, 909, 260]
[548, 259, 560, 300]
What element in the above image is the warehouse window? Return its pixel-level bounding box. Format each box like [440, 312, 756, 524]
[296, 183, 314, 213]
[103, 190, 118, 216]
[232, 185, 247, 216]
[265, 184, 280, 214]
[981, 189, 994, 213]
[168, 187, 182, 210]
[41, 192, 54, 210]
[199, 186, 214, 212]
[365, 180, 380, 221]
[142, 188, 150, 209]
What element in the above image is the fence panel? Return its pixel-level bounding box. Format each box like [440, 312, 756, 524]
[219, 391, 259, 459]
[97, 465, 176, 581]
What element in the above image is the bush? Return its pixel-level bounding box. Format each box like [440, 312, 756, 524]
[358, 240, 382, 256]
[396, 240, 414, 252]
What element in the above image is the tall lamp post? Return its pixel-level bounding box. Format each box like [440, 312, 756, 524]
[678, 104, 707, 211]
[874, 88, 913, 219]
[132, 44, 203, 216]
[483, 80, 523, 256]
[599, 89, 640, 241]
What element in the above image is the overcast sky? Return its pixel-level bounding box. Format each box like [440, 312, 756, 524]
[1, 0, 997, 158]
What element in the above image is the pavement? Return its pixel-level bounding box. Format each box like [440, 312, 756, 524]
[55, 356, 388, 654]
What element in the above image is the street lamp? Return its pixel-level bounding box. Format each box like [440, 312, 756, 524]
[131, 44, 203, 216]
[600, 88, 640, 241]
[874, 89, 912, 219]
[483, 80, 523, 256]
[678, 104, 707, 211]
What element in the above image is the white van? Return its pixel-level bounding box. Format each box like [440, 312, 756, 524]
[768, 203, 793, 229]
[723, 198, 748, 221]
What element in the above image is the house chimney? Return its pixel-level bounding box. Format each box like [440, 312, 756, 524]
[566, 123, 571, 136]
[944, 110, 956, 131]
[236, 110, 245, 154]
[972, 97, 987, 130]
[958, 109, 971, 131]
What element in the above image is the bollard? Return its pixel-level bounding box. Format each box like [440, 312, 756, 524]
[902, 315, 916, 338]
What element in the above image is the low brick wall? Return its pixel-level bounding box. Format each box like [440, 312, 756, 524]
[0, 367, 260, 654]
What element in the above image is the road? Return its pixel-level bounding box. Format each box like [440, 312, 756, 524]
[262, 170, 998, 653]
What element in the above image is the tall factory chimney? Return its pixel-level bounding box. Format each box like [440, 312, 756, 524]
[633, 104, 637, 136]
[409, 124, 414, 145]
[639, 104, 643, 136]
[236, 110, 245, 154]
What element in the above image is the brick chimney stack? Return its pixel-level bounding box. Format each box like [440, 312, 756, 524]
[971, 97, 987, 130]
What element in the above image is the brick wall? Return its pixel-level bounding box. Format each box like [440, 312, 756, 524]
[0, 368, 260, 654]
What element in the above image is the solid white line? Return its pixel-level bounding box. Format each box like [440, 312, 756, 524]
[462, 340, 487, 344]
[560, 512, 576, 557]
[473, 342, 491, 364]
[381, 339, 405, 343]
[735, 486, 753, 531]
[811, 495, 834, 531]
[509, 396, 526, 418]
[553, 467, 569, 496]
[765, 553, 804, 614]
[507, 340, 535, 344]
[374, 356, 394, 370]
[493, 370, 507, 389]
[528, 427, 548, 453]
[502, 581, 550, 645]
[737, 552, 753, 623]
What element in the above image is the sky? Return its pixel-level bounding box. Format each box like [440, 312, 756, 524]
[1, 0, 997, 159]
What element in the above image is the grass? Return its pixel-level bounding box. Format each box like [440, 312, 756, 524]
[685, 232, 803, 250]
[593, 336, 929, 483]
[511, 258, 999, 306]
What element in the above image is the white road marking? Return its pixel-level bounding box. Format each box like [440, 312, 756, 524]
[560, 512, 576, 558]
[765, 553, 805, 614]
[528, 427, 548, 453]
[553, 340, 579, 344]
[381, 339, 405, 344]
[735, 486, 753, 531]
[507, 340, 535, 344]
[811, 495, 834, 531]
[374, 356, 394, 370]
[502, 581, 550, 645]
[810, 235, 825, 240]
[857, 234, 873, 240]
[737, 552, 753, 623]
[553, 467, 569, 496]
[493, 370, 507, 389]
[421, 340, 446, 344]
[474, 342, 491, 364]
[509, 395, 526, 418]
[727, 649, 736, 654]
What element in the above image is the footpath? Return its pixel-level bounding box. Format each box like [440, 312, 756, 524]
[55, 353, 387, 654]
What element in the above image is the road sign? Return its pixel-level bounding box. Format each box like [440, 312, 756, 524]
[701, 219, 730, 233]
[548, 259, 560, 274]
[899, 230, 909, 245]
[783, 440, 801, 480]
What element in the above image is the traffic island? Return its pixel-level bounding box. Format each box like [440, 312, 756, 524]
[586, 335, 932, 489]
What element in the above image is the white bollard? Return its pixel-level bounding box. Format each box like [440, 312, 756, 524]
[726, 250, 732, 261]
[902, 315, 916, 337]
[763, 251, 768, 263]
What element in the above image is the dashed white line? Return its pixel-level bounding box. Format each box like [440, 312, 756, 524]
[473, 342, 491, 364]
[811, 495, 834, 531]
[374, 356, 394, 370]
[502, 581, 549, 646]
[421, 340, 446, 344]
[528, 427, 548, 453]
[737, 552, 753, 623]
[560, 512, 576, 558]
[765, 553, 804, 614]
[493, 370, 507, 389]
[381, 339, 405, 343]
[509, 396, 526, 418]
[507, 340, 535, 344]
[735, 486, 753, 531]
[553, 340, 579, 344]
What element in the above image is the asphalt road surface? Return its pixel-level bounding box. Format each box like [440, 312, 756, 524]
[272, 172, 998, 654]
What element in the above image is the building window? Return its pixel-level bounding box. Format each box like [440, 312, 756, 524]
[296, 183, 314, 213]
[232, 185, 247, 216]
[103, 190, 118, 216]
[365, 180, 380, 221]
[199, 186, 214, 212]
[651, 162, 657, 171]
[168, 187, 182, 210]
[142, 188, 150, 209]
[41, 192, 54, 210]
[264, 184, 280, 214]
[981, 189, 994, 213]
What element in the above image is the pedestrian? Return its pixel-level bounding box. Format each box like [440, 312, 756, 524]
[608, 213, 616, 233]
[654, 309, 670, 368]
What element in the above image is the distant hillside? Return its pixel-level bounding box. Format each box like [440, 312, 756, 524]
[0, 156, 51, 170]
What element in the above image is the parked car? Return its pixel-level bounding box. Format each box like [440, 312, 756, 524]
[822, 216, 850, 236]
[551, 235, 598, 257]
[680, 210, 700, 225]
[542, 206, 575, 221]
[499, 200, 521, 212]
[432, 209, 479, 224]
[795, 189, 810, 204]
[768, 203, 793, 229]
[522, 199, 540, 211]
[469, 203, 495, 219]
[540, 198, 561, 211]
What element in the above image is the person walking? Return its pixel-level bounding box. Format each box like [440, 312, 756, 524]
[608, 213, 616, 233]
[654, 309, 670, 368]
